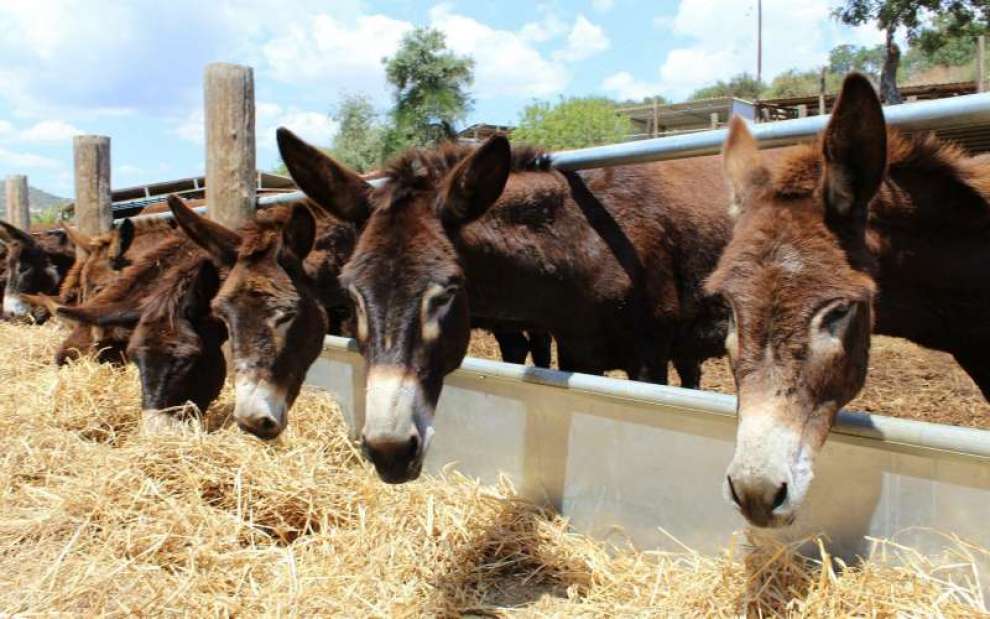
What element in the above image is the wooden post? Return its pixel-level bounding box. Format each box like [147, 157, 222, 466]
[4, 175, 30, 231]
[709, 112, 719, 128]
[978, 35, 986, 93]
[797, 104, 808, 118]
[651, 99, 659, 138]
[73, 135, 112, 248]
[204, 62, 255, 228]
[818, 67, 827, 115]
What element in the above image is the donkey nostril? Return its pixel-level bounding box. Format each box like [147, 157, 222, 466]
[772, 482, 788, 510]
[258, 416, 277, 431]
[407, 434, 420, 460]
[727, 476, 742, 508]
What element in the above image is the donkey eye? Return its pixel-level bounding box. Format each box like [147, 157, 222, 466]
[431, 286, 458, 309]
[820, 303, 854, 337]
[272, 310, 296, 327]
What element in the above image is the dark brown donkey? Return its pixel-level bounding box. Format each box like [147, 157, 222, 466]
[0, 223, 75, 321]
[277, 127, 732, 483]
[708, 73, 990, 529]
[58, 217, 176, 305]
[159, 196, 342, 439]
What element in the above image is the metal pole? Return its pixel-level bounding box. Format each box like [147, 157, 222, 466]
[73, 135, 112, 251]
[131, 91, 990, 222]
[756, 0, 762, 86]
[204, 62, 256, 228]
[4, 175, 29, 231]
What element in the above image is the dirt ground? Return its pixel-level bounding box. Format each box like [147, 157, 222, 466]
[468, 331, 990, 430]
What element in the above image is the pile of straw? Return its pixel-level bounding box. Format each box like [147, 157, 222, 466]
[0, 322, 985, 616]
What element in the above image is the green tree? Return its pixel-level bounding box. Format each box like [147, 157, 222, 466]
[327, 94, 386, 173]
[833, 1, 988, 103]
[828, 44, 885, 79]
[382, 27, 474, 151]
[688, 73, 766, 101]
[762, 69, 829, 98]
[510, 97, 632, 150]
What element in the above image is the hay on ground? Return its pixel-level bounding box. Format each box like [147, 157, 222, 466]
[0, 322, 986, 616]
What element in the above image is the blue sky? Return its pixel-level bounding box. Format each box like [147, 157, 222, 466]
[0, 0, 884, 197]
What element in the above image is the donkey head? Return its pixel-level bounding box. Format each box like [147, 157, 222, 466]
[0, 223, 73, 320]
[62, 219, 136, 303]
[167, 195, 326, 440]
[279, 127, 511, 483]
[706, 73, 885, 528]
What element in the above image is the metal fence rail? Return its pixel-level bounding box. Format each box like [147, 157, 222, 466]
[127, 91, 990, 223]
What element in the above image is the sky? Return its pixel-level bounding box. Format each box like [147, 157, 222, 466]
[0, 0, 886, 197]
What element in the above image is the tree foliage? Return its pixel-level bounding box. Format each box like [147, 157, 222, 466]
[326, 95, 386, 173]
[510, 97, 631, 150]
[382, 27, 474, 150]
[832, 1, 988, 102]
[688, 73, 766, 101]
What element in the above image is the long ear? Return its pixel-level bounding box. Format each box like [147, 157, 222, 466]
[822, 73, 886, 228]
[440, 135, 511, 226]
[182, 259, 221, 321]
[57, 301, 141, 327]
[722, 115, 769, 219]
[109, 219, 135, 266]
[281, 203, 316, 261]
[0, 221, 36, 247]
[167, 195, 241, 266]
[277, 127, 372, 223]
[62, 224, 95, 256]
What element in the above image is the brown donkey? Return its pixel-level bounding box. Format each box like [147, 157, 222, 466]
[0, 223, 74, 321]
[708, 73, 990, 529]
[277, 127, 732, 483]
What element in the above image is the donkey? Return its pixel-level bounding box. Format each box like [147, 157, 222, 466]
[0, 223, 75, 321]
[276, 127, 732, 483]
[58, 217, 176, 305]
[707, 73, 990, 529]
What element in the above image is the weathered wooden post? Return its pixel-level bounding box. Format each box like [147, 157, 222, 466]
[4, 175, 30, 231]
[73, 135, 112, 254]
[204, 62, 255, 228]
[978, 35, 986, 94]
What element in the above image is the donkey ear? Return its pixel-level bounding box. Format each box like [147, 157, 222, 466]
[57, 301, 141, 327]
[822, 73, 886, 226]
[0, 221, 36, 247]
[282, 203, 316, 261]
[62, 224, 95, 256]
[277, 127, 372, 224]
[167, 195, 241, 266]
[109, 219, 135, 264]
[722, 115, 768, 219]
[441, 135, 511, 226]
[182, 259, 221, 321]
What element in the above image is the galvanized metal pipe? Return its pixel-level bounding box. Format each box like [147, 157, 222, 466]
[128, 91, 990, 221]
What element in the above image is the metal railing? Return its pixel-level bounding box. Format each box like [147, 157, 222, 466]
[129, 91, 990, 223]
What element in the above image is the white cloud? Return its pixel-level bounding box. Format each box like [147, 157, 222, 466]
[0, 120, 12, 136]
[430, 5, 569, 99]
[520, 10, 568, 43]
[257, 102, 338, 150]
[592, 0, 615, 12]
[602, 72, 662, 101]
[173, 109, 205, 145]
[262, 13, 412, 100]
[0, 146, 59, 169]
[17, 120, 83, 143]
[652, 0, 887, 100]
[553, 15, 610, 62]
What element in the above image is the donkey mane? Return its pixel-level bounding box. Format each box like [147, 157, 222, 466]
[92, 236, 192, 304]
[772, 130, 990, 216]
[137, 255, 212, 331]
[374, 141, 551, 205]
[58, 218, 177, 299]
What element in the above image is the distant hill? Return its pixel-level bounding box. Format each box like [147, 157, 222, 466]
[0, 186, 69, 218]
